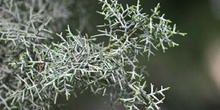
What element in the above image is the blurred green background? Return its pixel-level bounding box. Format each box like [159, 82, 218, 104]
[63, 0, 220, 110]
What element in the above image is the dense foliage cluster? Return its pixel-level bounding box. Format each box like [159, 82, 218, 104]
[0, 0, 186, 110]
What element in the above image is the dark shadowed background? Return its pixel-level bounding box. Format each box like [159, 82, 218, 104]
[61, 0, 220, 110]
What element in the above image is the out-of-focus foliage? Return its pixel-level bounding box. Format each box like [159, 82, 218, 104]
[0, 0, 185, 110]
